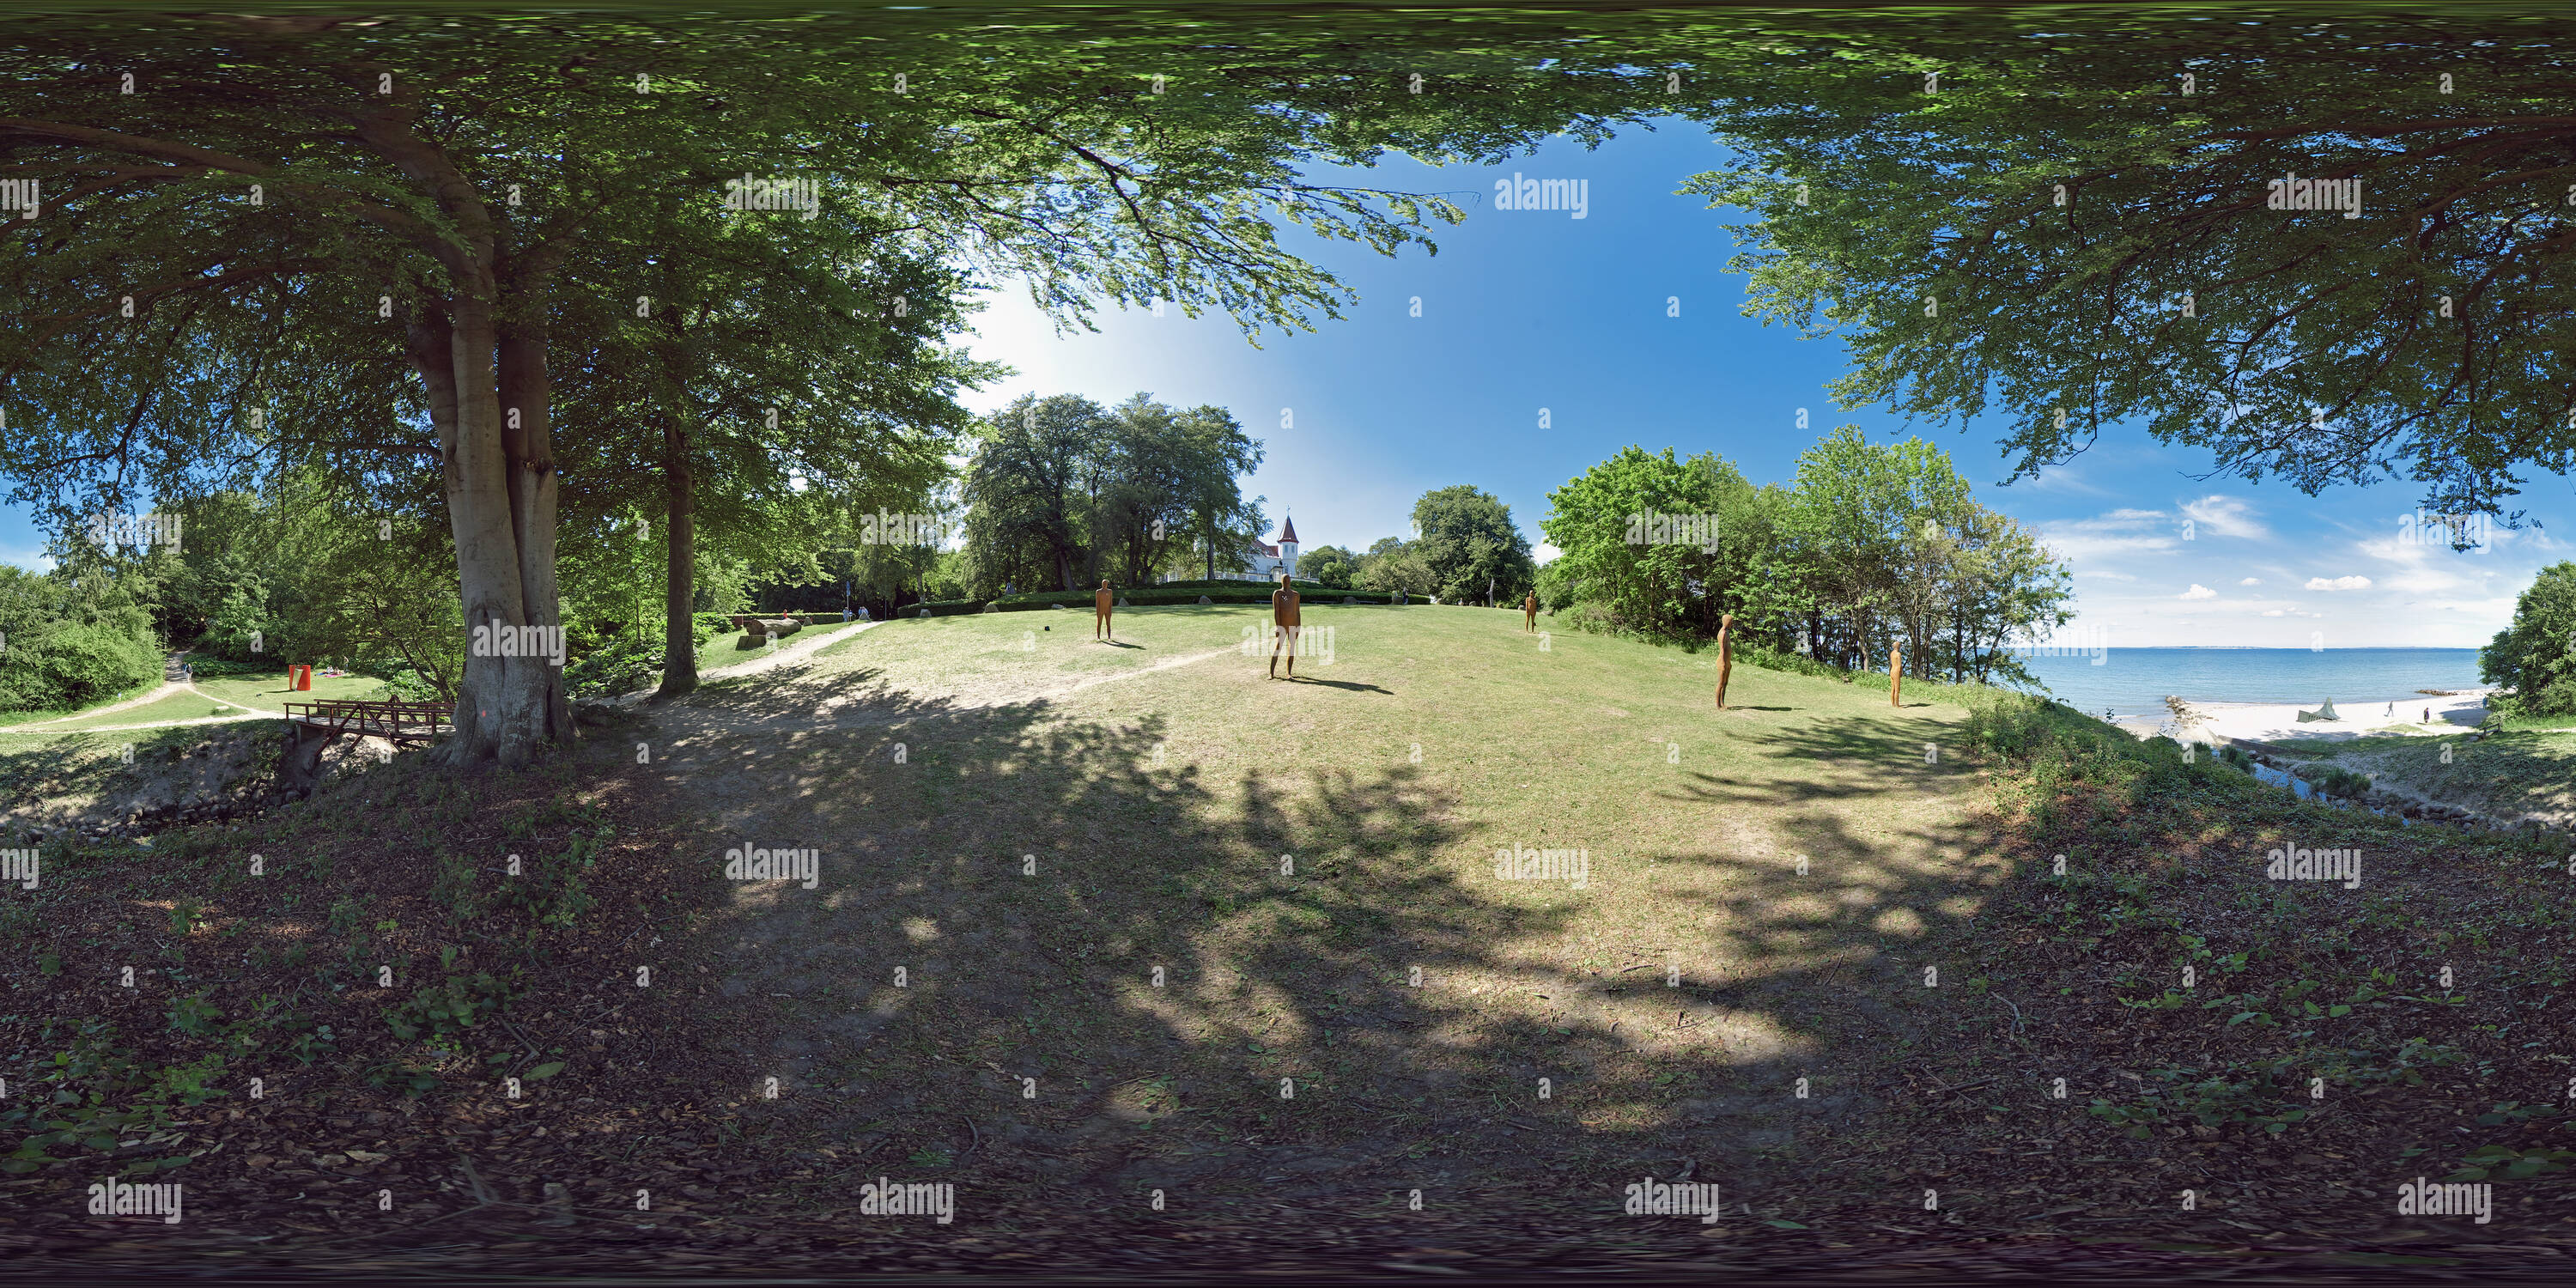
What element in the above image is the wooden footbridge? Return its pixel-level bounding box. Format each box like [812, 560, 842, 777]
[279, 699, 453, 787]
[282, 699, 454, 743]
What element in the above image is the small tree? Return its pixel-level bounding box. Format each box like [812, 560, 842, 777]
[2482, 562, 2576, 717]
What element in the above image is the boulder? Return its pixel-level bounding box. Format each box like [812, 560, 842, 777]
[917, 607, 931, 617]
[1197, 595, 1212, 605]
[983, 603, 999, 613]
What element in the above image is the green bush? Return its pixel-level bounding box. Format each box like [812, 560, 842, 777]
[1737, 642, 1856, 683]
[2299, 764, 2373, 800]
[0, 621, 163, 714]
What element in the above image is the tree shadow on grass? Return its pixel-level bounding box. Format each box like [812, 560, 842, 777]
[629, 656, 2034, 1232]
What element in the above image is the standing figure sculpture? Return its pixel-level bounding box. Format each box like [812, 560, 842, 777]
[1714, 613, 1735, 710]
[1268, 572, 1302, 679]
[1094, 579, 1115, 641]
[1890, 639, 1904, 707]
[1523, 591, 1540, 632]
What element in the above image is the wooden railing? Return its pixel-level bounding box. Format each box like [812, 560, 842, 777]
[282, 699, 454, 743]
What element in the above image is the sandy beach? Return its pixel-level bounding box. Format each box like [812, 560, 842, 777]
[2115, 689, 2495, 747]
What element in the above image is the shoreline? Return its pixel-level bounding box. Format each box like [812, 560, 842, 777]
[2111, 688, 2498, 745]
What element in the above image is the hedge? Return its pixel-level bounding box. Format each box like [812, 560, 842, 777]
[993, 586, 1396, 609]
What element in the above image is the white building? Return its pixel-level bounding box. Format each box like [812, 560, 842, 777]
[1171, 515, 1299, 583]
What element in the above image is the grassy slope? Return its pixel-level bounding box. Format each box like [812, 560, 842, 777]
[2282, 727, 2576, 825]
[645, 605, 2004, 1213]
[6, 604, 2570, 1271]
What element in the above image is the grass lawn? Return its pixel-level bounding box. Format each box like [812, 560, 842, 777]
[31, 690, 259, 732]
[656, 601, 1995, 1207]
[0, 679, 166, 729]
[7, 602, 2569, 1264]
[191, 669, 407, 713]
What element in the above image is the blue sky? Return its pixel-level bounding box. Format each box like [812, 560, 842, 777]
[957, 121, 2566, 649]
[6, 118, 2561, 647]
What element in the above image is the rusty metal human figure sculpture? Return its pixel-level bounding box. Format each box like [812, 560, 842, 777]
[1890, 638, 1904, 707]
[1267, 572, 1302, 678]
[1094, 579, 1115, 641]
[1523, 591, 1539, 633]
[1714, 613, 1735, 709]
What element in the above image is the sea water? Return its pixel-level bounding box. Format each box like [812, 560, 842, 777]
[2005, 647, 2485, 722]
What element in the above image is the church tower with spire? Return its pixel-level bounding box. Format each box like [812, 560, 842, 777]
[1277, 514, 1299, 579]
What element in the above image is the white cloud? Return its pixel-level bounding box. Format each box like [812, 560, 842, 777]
[2076, 569, 2138, 581]
[2239, 577, 2261, 586]
[2261, 607, 2324, 618]
[1532, 543, 1562, 565]
[2305, 574, 2372, 591]
[2178, 495, 2270, 540]
[2038, 508, 2179, 564]
[2180, 584, 2218, 599]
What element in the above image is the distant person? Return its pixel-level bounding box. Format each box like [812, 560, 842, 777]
[1095, 579, 1115, 641]
[1268, 572, 1302, 679]
[2424, 707, 2432, 724]
[1523, 591, 1539, 632]
[2385, 702, 2393, 717]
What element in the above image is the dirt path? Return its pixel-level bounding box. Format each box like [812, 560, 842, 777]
[703, 618, 880, 678]
[2, 683, 268, 736]
[9, 680, 188, 726]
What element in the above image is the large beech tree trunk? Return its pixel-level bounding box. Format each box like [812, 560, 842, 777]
[361, 98, 569, 769]
[659, 411, 699, 696]
[436, 288, 555, 768]
[498, 301, 572, 744]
